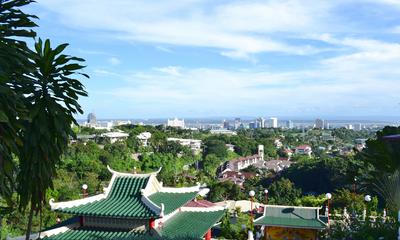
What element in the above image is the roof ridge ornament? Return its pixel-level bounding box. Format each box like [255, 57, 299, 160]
[107, 165, 162, 177]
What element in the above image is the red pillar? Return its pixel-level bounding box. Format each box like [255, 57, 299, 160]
[149, 218, 156, 230]
[204, 229, 211, 240]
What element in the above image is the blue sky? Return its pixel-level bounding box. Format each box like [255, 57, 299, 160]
[25, 0, 400, 119]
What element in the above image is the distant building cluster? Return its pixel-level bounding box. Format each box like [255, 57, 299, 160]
[82, 112, 131, 130]
[167, 117, 185, 128]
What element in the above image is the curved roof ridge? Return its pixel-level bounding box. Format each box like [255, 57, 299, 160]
[264, 204, 322, 210]
[160, 183, 200, 193]
[181, 205, 227, 212]
[49, 193, 107, 211]
[141, 194, 164, 217]
[107, 165, 161, 177]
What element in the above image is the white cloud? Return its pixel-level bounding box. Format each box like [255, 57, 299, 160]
[99, 58, 400, 116]
[155, 46, 173, 53]
[37, 0, 338, 60]
[108, 57, 121, 66]
[154, 66, 182, 76]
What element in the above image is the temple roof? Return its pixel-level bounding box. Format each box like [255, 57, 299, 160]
[254, 205, 328, 230]
[54, 176, 157, 218]
[148, 191, 198, 215]
[40, 207, 227, 239]
[49, 166, 200, 219]
[41, 227, 150, 240]
[158, 208, 226, 239]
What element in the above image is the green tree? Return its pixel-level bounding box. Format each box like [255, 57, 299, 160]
[330, 188, 367, 214]
[202, 154, 222, 176]
[281, 156, 354, 194]
[203, 139, 227, 159]
[208, 181, 244, 202]
[359, 126, 400, 174]
[268, 178, 301, 205]
[0, 0, 37, 203]
[17, 38, 87, 239]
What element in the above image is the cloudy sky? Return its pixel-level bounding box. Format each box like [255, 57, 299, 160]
[26, 0, 400, 119]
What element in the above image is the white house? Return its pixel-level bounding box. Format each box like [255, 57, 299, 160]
[167, 137, 202, 154]
[137, 132, 152, 146]
[295, 145, 312, 157]
[101, 131, 129, 144]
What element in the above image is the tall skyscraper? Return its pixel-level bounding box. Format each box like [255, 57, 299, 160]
[257, 117, 266, 128]
[234, 118, 241, 129]
[354, 123, 362, 131]
[249, 122, 256, 129]
[87, 113, 97, 125]
[286, 120, 294, 129]
[269, 117, 278, 128]
[315, 118, 324, 129]
[223, 120, 230, 129]
[324, 121, 330, 130]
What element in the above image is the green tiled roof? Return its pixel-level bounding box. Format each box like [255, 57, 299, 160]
[148, 192, 198, 215]
[56, 177, 158, 218]
[159, 210, 225, 239]
[254, 216, 326, 229]
[41, 227, 149, 240]
[254, 206, 327, 230]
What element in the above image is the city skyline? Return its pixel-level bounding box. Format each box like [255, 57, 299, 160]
[27, 1, 400, 119]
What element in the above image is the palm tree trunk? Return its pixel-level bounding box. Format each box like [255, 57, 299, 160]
[25, 206, 34, 240]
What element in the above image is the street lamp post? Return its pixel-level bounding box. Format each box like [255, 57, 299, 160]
[248, 190, 255, 240]
[326, 193, 332, 225]
[364, 195, 371, 222]
[264, 189, 269, 205]
[82, 184, 88, 198]
[249, 190, 255, 221]
[352, 177, 357, 218]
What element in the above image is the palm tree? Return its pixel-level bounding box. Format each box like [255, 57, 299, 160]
[373, 170, 400, 214]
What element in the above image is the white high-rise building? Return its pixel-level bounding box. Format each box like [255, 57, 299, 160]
[286, 120, 294, 129]
[269, 117, 278, 128]
[234, 118, 241, 129]
[354, 123, 362, 131]
[167, 118, 185, 128]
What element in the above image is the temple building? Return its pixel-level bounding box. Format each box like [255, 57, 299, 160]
[254, 205, 328, 240]
[36, 166, 226, 240]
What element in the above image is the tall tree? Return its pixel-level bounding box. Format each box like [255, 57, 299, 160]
[360, 126, 400, 174]
[0, 0, 37, 203]
[17, 38, 88, 239]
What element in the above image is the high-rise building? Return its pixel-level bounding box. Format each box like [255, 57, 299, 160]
[249, 122, 257, 129]
[286, 120, 294, 129]
[314, 119, 324, 129]
[354, 123, 362, 131]
[167, 118, 185, 128]
[87, 113, 97, 125]
[269, 117, 278, 128]
[256, 117, 265, 128]
[324, 121, 330, 130]
[223, 120, 230, 129]
[234, 118, 241, 129]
